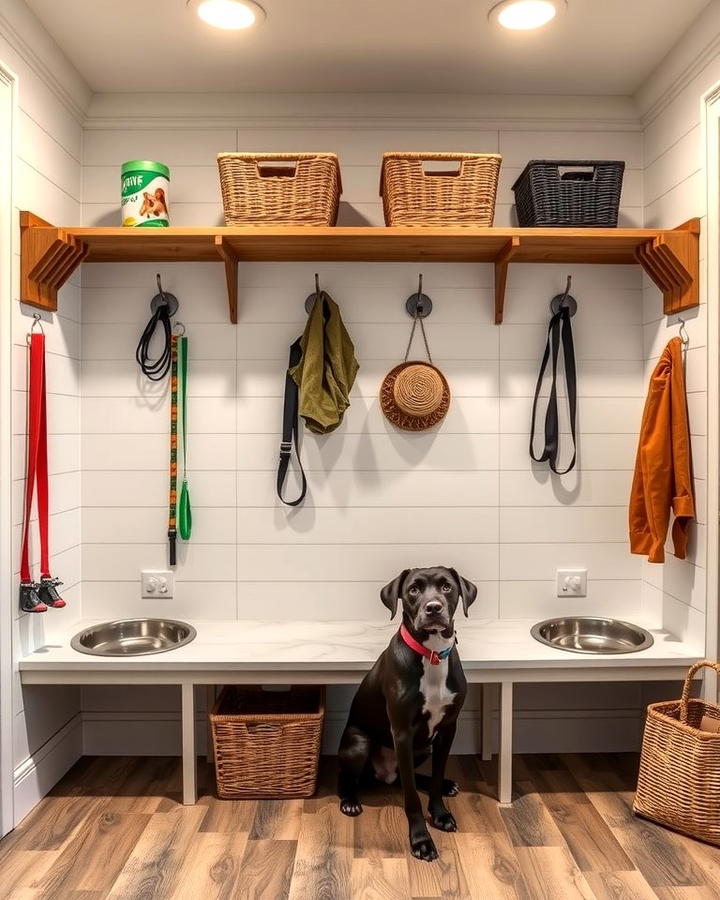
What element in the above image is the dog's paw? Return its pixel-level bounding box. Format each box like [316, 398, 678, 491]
[443, 779, 460, 797]
[339, 799, 363, 817]
[430, 810, 457, 832]
[410, 831, 438, 862]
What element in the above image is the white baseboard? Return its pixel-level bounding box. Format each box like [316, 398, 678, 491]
[80, 707, 645, 758]
[13, 713, 83, 826]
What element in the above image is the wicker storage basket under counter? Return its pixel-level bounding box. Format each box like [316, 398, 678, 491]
[380, 152, 501, 226]
[217, 153, 341, 226]
[634, 660, 720, 845]
[210, 685, 325, 799]
[512, 159, 625, 227]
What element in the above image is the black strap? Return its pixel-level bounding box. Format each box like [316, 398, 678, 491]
[277, 338, 307, 506]
[529, 307, 577, 475]
[136, 301, 172, 381]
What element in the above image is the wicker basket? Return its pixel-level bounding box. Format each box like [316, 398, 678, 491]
[217, 153, 341, 226]
[210, 685, 325, 799]
[512, 159, 625, 227]
[634, 660, 720, 845]
[380, 152, 501, 227]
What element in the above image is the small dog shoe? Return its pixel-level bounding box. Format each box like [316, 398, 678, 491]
[20, 582, 48, 613]
[38, 577, 66, 609]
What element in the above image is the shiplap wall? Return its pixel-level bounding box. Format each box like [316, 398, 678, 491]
[1, 0, 89, 824]
[78, 113, 658, 753]
[638, 46, 718, 650]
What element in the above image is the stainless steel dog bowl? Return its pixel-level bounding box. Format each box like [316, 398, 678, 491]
[530, 616, 654, 654]
[70, 618, 196, 656]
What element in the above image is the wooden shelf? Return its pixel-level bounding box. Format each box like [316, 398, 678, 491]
[20, 211, 700, 324]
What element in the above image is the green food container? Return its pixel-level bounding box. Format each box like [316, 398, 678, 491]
[121, 160, 170, 227]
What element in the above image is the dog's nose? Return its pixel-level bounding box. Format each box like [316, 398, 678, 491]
[425, 600, 443, 615]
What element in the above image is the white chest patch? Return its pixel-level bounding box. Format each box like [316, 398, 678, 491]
[418, 634, 457, 737]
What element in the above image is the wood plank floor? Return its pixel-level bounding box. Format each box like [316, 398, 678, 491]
[2, 753, 720, 899]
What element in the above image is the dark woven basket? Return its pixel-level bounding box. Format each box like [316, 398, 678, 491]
[512, 159, 625, 227]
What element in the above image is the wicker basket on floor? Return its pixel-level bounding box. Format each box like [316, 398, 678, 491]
[210, 685, 325, 799]
[380, 152, 501, 226]
[217, 152, 341, 226]
[634, 660, 720, 845]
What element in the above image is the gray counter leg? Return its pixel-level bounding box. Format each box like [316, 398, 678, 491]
[481, 683, 496, 761]
[182, 682, 197, 805]
[498, 680, 513, 804]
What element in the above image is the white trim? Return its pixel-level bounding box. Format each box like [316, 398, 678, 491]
[639, 33, 720, 127]
[0, 8, 88, 123]
[84, 91, 641, 130]
[12, 714, 82, 826]
[702, 82, 720, 699]
[83, 115, 644, 133]
[0, 59, 17, 839]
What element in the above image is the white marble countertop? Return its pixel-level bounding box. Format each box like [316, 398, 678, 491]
[18, 617, 704, 675]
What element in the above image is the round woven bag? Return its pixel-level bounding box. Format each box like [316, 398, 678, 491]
[380, 360, 451, 431]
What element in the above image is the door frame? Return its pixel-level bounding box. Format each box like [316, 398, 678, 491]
[702, 81, 720, 696]
[0, 60, 18, 837]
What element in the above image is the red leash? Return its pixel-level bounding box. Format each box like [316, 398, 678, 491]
[19, 329, 65, 613]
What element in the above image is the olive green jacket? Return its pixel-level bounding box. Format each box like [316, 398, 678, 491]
[290, 292, 359, 434]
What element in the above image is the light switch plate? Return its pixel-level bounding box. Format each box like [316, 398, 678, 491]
[141, 570, 174, 599]
[556, 569, 587, 597]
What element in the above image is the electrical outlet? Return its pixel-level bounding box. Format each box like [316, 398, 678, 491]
[556, 568, 587, 597]
[141, 570, 174, 599]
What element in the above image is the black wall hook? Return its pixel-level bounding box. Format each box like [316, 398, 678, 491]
[304, 272, 322, 314]
[550, 275, 577, 317]
[150, 272, 179, 317]
[406, 273, 433, 318]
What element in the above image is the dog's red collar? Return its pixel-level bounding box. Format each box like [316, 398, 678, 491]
[399, 624, 455, 666]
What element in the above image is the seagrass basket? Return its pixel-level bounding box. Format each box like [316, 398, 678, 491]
[380, 152, 501, 226]
[217, 153, 341, 226]
[634, 660, 720, 845]
[210, 685, 325, 798]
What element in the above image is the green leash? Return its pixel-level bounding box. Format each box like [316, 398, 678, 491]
[177, 333, 192, 541]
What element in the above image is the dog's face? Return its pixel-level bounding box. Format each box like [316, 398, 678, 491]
[380, 566, 477, 634]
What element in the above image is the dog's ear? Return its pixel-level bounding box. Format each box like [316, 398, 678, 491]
[448, 568, 478, 617]
[380, 569, 410, 619]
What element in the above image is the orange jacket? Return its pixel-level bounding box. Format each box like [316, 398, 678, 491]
[629, 337, 694, 563]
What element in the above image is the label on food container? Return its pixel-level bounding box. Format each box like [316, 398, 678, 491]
[121, 170, 170, 227]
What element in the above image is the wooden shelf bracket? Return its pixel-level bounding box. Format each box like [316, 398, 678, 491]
[214, 236, 239, 324]
[494, 236, 521, 324]
[20, 212, 88, 312]
[635, 218, 700, 315]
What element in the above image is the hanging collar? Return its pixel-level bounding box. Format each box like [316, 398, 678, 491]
[399, 623, 455, 666]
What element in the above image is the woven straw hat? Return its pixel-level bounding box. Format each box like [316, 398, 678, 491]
[380, 360, 451, 431]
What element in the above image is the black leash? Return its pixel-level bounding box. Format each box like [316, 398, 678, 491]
[277, 338, 307, 506]
[529, 305, 577, 474]
[136, 276, 176, 381]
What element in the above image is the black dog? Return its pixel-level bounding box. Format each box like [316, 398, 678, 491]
[337, 566, 477, 861]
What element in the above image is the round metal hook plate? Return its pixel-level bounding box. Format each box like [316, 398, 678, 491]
[550, 292, 577, 317]
[150, 291, 179, 317]
[304, 293, 320, 315]
[406, 293, 433, 318]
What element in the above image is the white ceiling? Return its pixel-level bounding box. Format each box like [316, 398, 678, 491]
[26, 0, 712, 95]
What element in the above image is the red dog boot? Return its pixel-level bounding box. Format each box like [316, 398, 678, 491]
[20, 582, 48, 613]
[38, 577, 66, 609]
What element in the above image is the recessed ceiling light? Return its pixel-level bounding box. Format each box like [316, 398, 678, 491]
[488, 0, 564, 31]
[187, 0, 266, 30]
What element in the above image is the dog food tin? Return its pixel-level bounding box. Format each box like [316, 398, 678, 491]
[121, 160, 170, 227]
